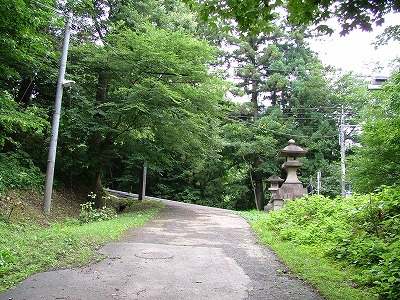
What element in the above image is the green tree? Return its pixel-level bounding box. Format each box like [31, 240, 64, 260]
[347, 71, 400, 192]
[58, 22, 227, 200]
[0, 91, 49, 191]
[224, 30, 287, 209]
[0, 0, 58, 104]
[184, 0, 400, 35]
[217, 22, 347, 207]
[284, 71, 372, 197]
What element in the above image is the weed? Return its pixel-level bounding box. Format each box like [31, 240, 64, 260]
[0, 193, 24, 222]
[78, 193, 118, 224]
[78, 201, 117, 224]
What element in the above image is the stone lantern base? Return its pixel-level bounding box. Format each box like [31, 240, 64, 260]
[272, 198, 285, 211]
[264, 202, 273, 212]
[264, 194, 286, 212]
[279, 183, 307, 200]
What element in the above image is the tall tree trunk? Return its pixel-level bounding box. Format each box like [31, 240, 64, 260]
[251, 79, 258, 120]
[93, 170, 105, 207]
[96, 71, 108, 103]
[253, 157, 264, 210]
[271, 90, 277, 106]
[89, 71, 109, 206]
[249, 80, 264, 210]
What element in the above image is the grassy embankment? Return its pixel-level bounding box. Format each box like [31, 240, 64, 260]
[242, 209, 376, 300]
[0, 189, 164, 293]
[240, 188, 400, 300]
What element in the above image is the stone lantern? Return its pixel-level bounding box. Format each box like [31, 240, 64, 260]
[278, 139, 308, 200]
[267, 175, 284, 196]
[265, 175, 284, 211]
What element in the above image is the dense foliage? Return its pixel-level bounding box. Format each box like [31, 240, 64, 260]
[184, 0, 400, 35]
[250, 187, 400, 299]
[0, 91, 48, 191]
[347, 72, 400, 192]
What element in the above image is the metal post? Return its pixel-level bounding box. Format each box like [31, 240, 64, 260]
[317, 171, 321, 195]
[43, 12, 73, 213]
[138, 165, 148, 201]
[340, 105, 346, 198]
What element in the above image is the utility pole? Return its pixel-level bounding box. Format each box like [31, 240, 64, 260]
[339, 105, 346, 198]
[138, 164, 148, 201]
[44, 12, 73, 213]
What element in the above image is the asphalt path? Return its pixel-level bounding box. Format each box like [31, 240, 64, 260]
[0, 198, 325, 300]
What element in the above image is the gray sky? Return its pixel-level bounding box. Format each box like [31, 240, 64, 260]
[309, 13, 399, 76]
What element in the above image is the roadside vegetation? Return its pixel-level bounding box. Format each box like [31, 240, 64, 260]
[0, 191, 164, 293]
[241, 185, 400, 300]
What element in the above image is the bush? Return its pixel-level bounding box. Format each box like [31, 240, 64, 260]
[255, 186, 400, 299]
[0, 248, 18, 277]
[78, 201, 117, 224]
[0, 151, 45, 191]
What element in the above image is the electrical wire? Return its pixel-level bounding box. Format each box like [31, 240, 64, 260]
[260, 127, 338, 139]
[226, 116, 339, 139]
[17, 51, 54, 104]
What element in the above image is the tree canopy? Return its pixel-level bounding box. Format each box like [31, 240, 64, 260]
[184, 0, 400, 35]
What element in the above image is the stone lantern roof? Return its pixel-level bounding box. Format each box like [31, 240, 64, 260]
[267, 175, 284, 183]
[278, 139, 307, 158]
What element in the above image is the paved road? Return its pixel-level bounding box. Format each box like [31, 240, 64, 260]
[0, 199, 324, 300]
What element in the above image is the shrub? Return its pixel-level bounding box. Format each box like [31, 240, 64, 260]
[78, 201, 117, 224]
[0, 248, 18, 278]
[0, 151, 45, 191]
[256, 186, 400, 299]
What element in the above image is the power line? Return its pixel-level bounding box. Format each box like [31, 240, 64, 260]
[221, 64, 379, 78]
[287, 106, 339, 110]
[259, 126, 338, 139]
[277, 117, 338, 121]
[226, 117, 339, 139]
[228, 113, 340, 121]
[18, 51, 53, 103]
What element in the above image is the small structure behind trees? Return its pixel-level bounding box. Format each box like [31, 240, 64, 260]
[265, 139, 308, 211]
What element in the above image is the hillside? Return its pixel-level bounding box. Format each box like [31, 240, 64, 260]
[1, 189, 82, 226]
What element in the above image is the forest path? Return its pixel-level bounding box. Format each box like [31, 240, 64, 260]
[0, 198, 324, 300]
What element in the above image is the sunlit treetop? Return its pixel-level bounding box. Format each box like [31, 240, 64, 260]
[183, 0, 400, 35]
